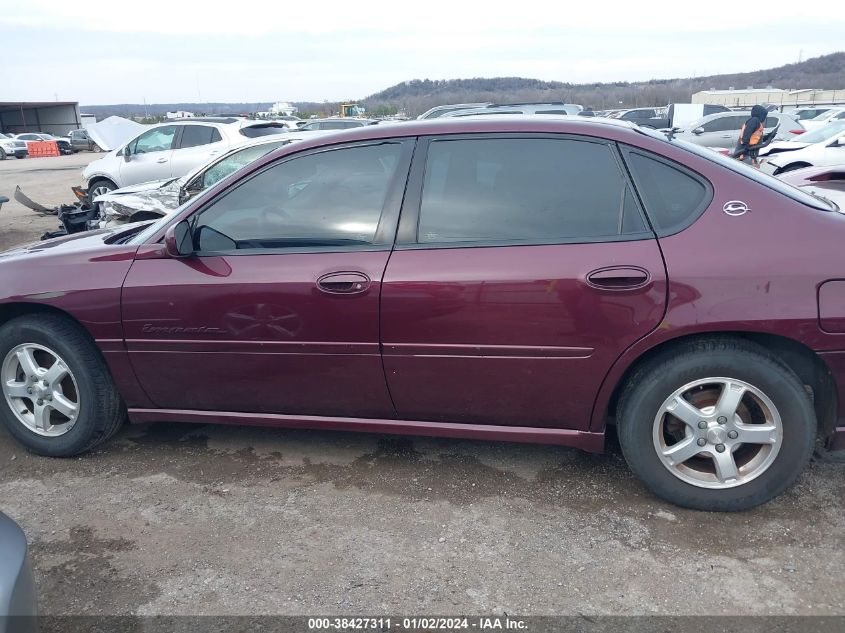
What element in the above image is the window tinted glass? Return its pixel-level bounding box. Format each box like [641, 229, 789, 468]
[179, 125, 219, 149]
[417, 138, 646, 244]
[193, 143, 402, 251]
[702, 116, 743, 132]
[132, 126, 177, 154]
[625, 151, 709, 233]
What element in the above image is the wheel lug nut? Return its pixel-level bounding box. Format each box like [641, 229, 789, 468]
[717, 416, 727, 424]
[698, 421, 707, 429]
[715, 443, 726, 453]
[697, 438, 707, 447]
[27, 388, 33, 394]
[36, 399, 44, 406]
[728, 430, 739, 440]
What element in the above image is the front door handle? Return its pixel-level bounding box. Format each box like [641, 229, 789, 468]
[317, 271, 371, 295]
[586, 266, 651, 290]
[156, 157, 168, 163]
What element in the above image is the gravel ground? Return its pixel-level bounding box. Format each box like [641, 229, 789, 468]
[0, 156, 844, 617]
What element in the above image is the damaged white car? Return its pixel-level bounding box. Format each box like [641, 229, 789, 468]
[94, 134, 317, 226]
[82, 117, 290, 203]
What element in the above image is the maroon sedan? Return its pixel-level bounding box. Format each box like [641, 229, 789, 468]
[0, 117, 842, 511]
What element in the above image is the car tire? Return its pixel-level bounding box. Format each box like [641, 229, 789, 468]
[87, 179, 117, 205]
[0, 314, 125, 456]
[617, 337, 816, 511]
[0, 148, 6, 160]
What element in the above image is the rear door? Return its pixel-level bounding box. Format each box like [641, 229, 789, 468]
[169, 124, 227, 178]
[380, 134, 667, 430]
[698, 115, 746, 148]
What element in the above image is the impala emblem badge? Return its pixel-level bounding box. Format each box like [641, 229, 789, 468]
[723, 200, 750, 216]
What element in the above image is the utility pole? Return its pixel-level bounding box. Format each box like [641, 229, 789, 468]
[798, 49, 803, 63]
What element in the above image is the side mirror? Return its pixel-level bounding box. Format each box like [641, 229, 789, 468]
[123, 145, 131, 161]
[692, 127, 704, 135]
[164, 220, 193, 258]
[834, 136, 845, 147]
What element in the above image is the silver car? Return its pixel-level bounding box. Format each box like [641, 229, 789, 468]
[0, 513, 37, 633]
[441, 103, 583, 117]
[674, 111, 805, 148]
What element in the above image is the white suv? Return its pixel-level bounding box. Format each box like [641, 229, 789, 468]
[81, 118, 287, 200]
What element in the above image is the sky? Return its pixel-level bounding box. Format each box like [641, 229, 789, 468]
[1, 0, 843, 105]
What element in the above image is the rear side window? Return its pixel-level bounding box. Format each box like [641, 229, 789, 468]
[417, 138, 647, 244]
[179, 125, 222, 149]
[624, 150, 710, 235]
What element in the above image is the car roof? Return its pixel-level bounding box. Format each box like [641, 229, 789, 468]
[261, 116, 646, 157]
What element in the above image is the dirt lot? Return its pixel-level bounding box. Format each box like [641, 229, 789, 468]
[0, 156, 844, 617]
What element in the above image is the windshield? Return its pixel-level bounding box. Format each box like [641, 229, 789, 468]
[798, 120, 845, 144]
[637, 127, 837, 212]
[198, 140, 290, 189]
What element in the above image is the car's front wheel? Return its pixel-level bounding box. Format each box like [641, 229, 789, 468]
[87, 179, 116, 205]
[0, 314, 125, 456]
[617, 337, 816, 511]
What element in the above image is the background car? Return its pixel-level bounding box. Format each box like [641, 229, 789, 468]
[298, 118, 379, 131]
[0, 133, 28, 159]
[777, 165, 845, 208]
[417, 103, 492, 119]
[760, 128, 845, 175]
[608, 107, 662, 124]
[68, 128, 99, 152]
[760, 119, 845, 157]
[0, 512, 38, 630]
[81, 118, 289, 201]
[16, 132, 72, 155]
[785, 106, 834, 121]
[441, 102, 583, 117]
[673, 111, 804, 148]
[800, 107, 845, 131]
[94, 134, 324, 225]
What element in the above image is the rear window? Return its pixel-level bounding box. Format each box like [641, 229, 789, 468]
[634, 127, 837, 212]
[624, 150, 711, 234]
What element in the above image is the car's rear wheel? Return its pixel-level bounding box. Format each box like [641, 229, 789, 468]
[617, 337, 816, 511]
[0, 314, 125, 456]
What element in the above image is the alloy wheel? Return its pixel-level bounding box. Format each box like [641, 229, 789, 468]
[2, 343, 80, 437]
[652, 377, 783, 489]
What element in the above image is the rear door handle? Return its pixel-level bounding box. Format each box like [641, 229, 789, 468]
[317, 271, 371, 295]
[586, 266, 651, 290]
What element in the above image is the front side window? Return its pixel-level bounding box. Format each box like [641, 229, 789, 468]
[179, 125, 222, 149]
[131, 126, 177, 154]
[191, 143, 403, 252]
[417, 138, 647, 244]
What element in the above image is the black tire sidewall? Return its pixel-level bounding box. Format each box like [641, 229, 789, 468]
[619, 347, 816, 511]
[0, 318, 102, 456]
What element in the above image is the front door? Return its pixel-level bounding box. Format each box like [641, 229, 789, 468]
[381, 135, 667, 430]
[120, 125, 177, 186]
[122, 139, 412, 417]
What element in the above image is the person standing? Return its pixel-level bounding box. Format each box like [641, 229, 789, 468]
[735, 105, 768, 166]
